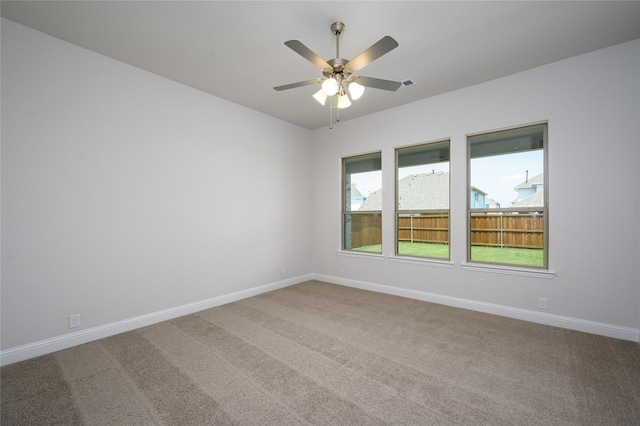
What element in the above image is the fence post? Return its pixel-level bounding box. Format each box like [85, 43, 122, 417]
[410, 215, 414, 243]
[500, 212, 503, 248]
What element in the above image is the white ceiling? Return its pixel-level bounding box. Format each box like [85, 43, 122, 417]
[2, 1, 639, 130]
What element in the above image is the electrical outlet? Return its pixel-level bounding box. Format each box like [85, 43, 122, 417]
[69, 314, 81, 328]
[281, 269, 287, 278]
[339, 267, 345, 277]
[538, 298, 548, 310]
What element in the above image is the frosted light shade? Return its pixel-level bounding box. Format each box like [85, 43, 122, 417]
[313, 89, 327, 105]
[337, 94, 351, 109]
[322, 77, 338, 96]
[349, 82, 365, 100]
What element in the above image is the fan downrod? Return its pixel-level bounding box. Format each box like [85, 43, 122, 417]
[329, 22, 347, 74]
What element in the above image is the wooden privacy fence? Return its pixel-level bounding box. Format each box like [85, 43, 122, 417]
[349, 213, 544, 250]
[385, 213, 543, 250]
[470, 213, 544, 249]
[398, 214, 449, 245]
[347, 214, 382, 248]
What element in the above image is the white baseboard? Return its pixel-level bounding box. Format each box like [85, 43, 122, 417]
[312, 273, 640, 343]
[0, 274, 312, 367]
[3, 272, 637, 366]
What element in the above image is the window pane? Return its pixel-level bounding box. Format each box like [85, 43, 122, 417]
[343, 213, 382, 253]
[470, 126, 544, 209]
[470, 211, 545, 267]
[468, 124, 547, 268]
[397, 213, 449, 258]
[343, 153, 382, 252]
[396, 141, 450, 259]
[344, 154, 382, 212]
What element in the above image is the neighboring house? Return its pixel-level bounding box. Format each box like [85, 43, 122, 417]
[360, 172, 473, 210]
[361, 171, 542, 210]
[470, 186, 488, 209]
[350, 184, 366, 211]
[511, 191, 544, 207]
[511, 173, 544, 207]
[398, 172, 450, 210]
[485, 197, 501, 208]
[358, 186, 382, 210]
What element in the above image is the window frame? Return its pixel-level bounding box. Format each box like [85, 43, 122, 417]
[467, 122, 549, 269]
[395, 139, 451, 261]
[341, 152, 383, 254]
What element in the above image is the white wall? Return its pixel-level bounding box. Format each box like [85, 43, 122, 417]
[2, 18, 638, 364]
[311, 40, 640, 336]
[1, 19, 312, 352]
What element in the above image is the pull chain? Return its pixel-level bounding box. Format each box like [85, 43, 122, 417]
[329, 100, 334, 129]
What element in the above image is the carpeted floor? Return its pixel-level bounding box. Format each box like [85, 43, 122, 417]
[2, 280, 639, 425]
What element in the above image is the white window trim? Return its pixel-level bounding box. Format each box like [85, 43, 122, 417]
[389, 255, 454, 269]
[395, 139, 451, 262]
[342, 151, 383, 253]
[467, 122, 549, 270]
[461, 262, 555, 279]
[336, 250, 386, 260]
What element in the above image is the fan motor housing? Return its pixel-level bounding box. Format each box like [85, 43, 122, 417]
[327, 57, 349, 74]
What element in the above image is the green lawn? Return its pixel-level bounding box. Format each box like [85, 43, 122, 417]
[353, 242, 543, 267]
[471, 245, 543, 267]
[398, 242, 449, 259]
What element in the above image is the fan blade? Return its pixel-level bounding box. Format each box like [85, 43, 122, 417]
[344, 36, 398, 74]
[273, 78, 322, 91]
[284, 40, 333, 73]
[352, 76, 402, 92]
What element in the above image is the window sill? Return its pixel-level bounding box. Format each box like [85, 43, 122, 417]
[389, 256, 454, 269]
[336, 250, 386, 260]
[461, 262, 555, 279]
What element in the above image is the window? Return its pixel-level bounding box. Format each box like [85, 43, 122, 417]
[396, 140, 450, 260]
[468, 123, 548, 268]
[342, 152, 382, 253]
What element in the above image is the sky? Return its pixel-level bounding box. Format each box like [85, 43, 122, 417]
[351, 150, 543, 207]
[470, 150, 543, 206]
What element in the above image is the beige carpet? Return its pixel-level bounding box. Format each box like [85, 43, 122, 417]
[2, 280, 639, 425]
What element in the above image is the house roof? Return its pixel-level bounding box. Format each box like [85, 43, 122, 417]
[485, 197, 500, 206]
[359, 172, 450, 211]
[470, 186, 488, 196]
[514, 172, 544, 189]
[350, 184, 364, 199]
[511, 191, 544, 208]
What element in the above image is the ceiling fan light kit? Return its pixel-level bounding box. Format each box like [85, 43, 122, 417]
[274, 21, 402, 124]
[348, 82, 365, 100]
[322, 77, 339, 96]
[312, 89, 328, 105]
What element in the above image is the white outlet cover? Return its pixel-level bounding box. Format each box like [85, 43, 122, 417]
[69, 314, 81, 328]
[538, 298, 548, 309]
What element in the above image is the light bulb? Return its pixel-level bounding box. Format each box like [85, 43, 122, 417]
[348, 82, 365, 100]
[313, 89, 327, 105]
[322, 77, 338, 96]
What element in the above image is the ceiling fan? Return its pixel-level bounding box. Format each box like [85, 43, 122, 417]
[274, 22, 401, 109]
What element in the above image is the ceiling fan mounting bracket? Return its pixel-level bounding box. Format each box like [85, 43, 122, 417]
[331, 21, 345, 36]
